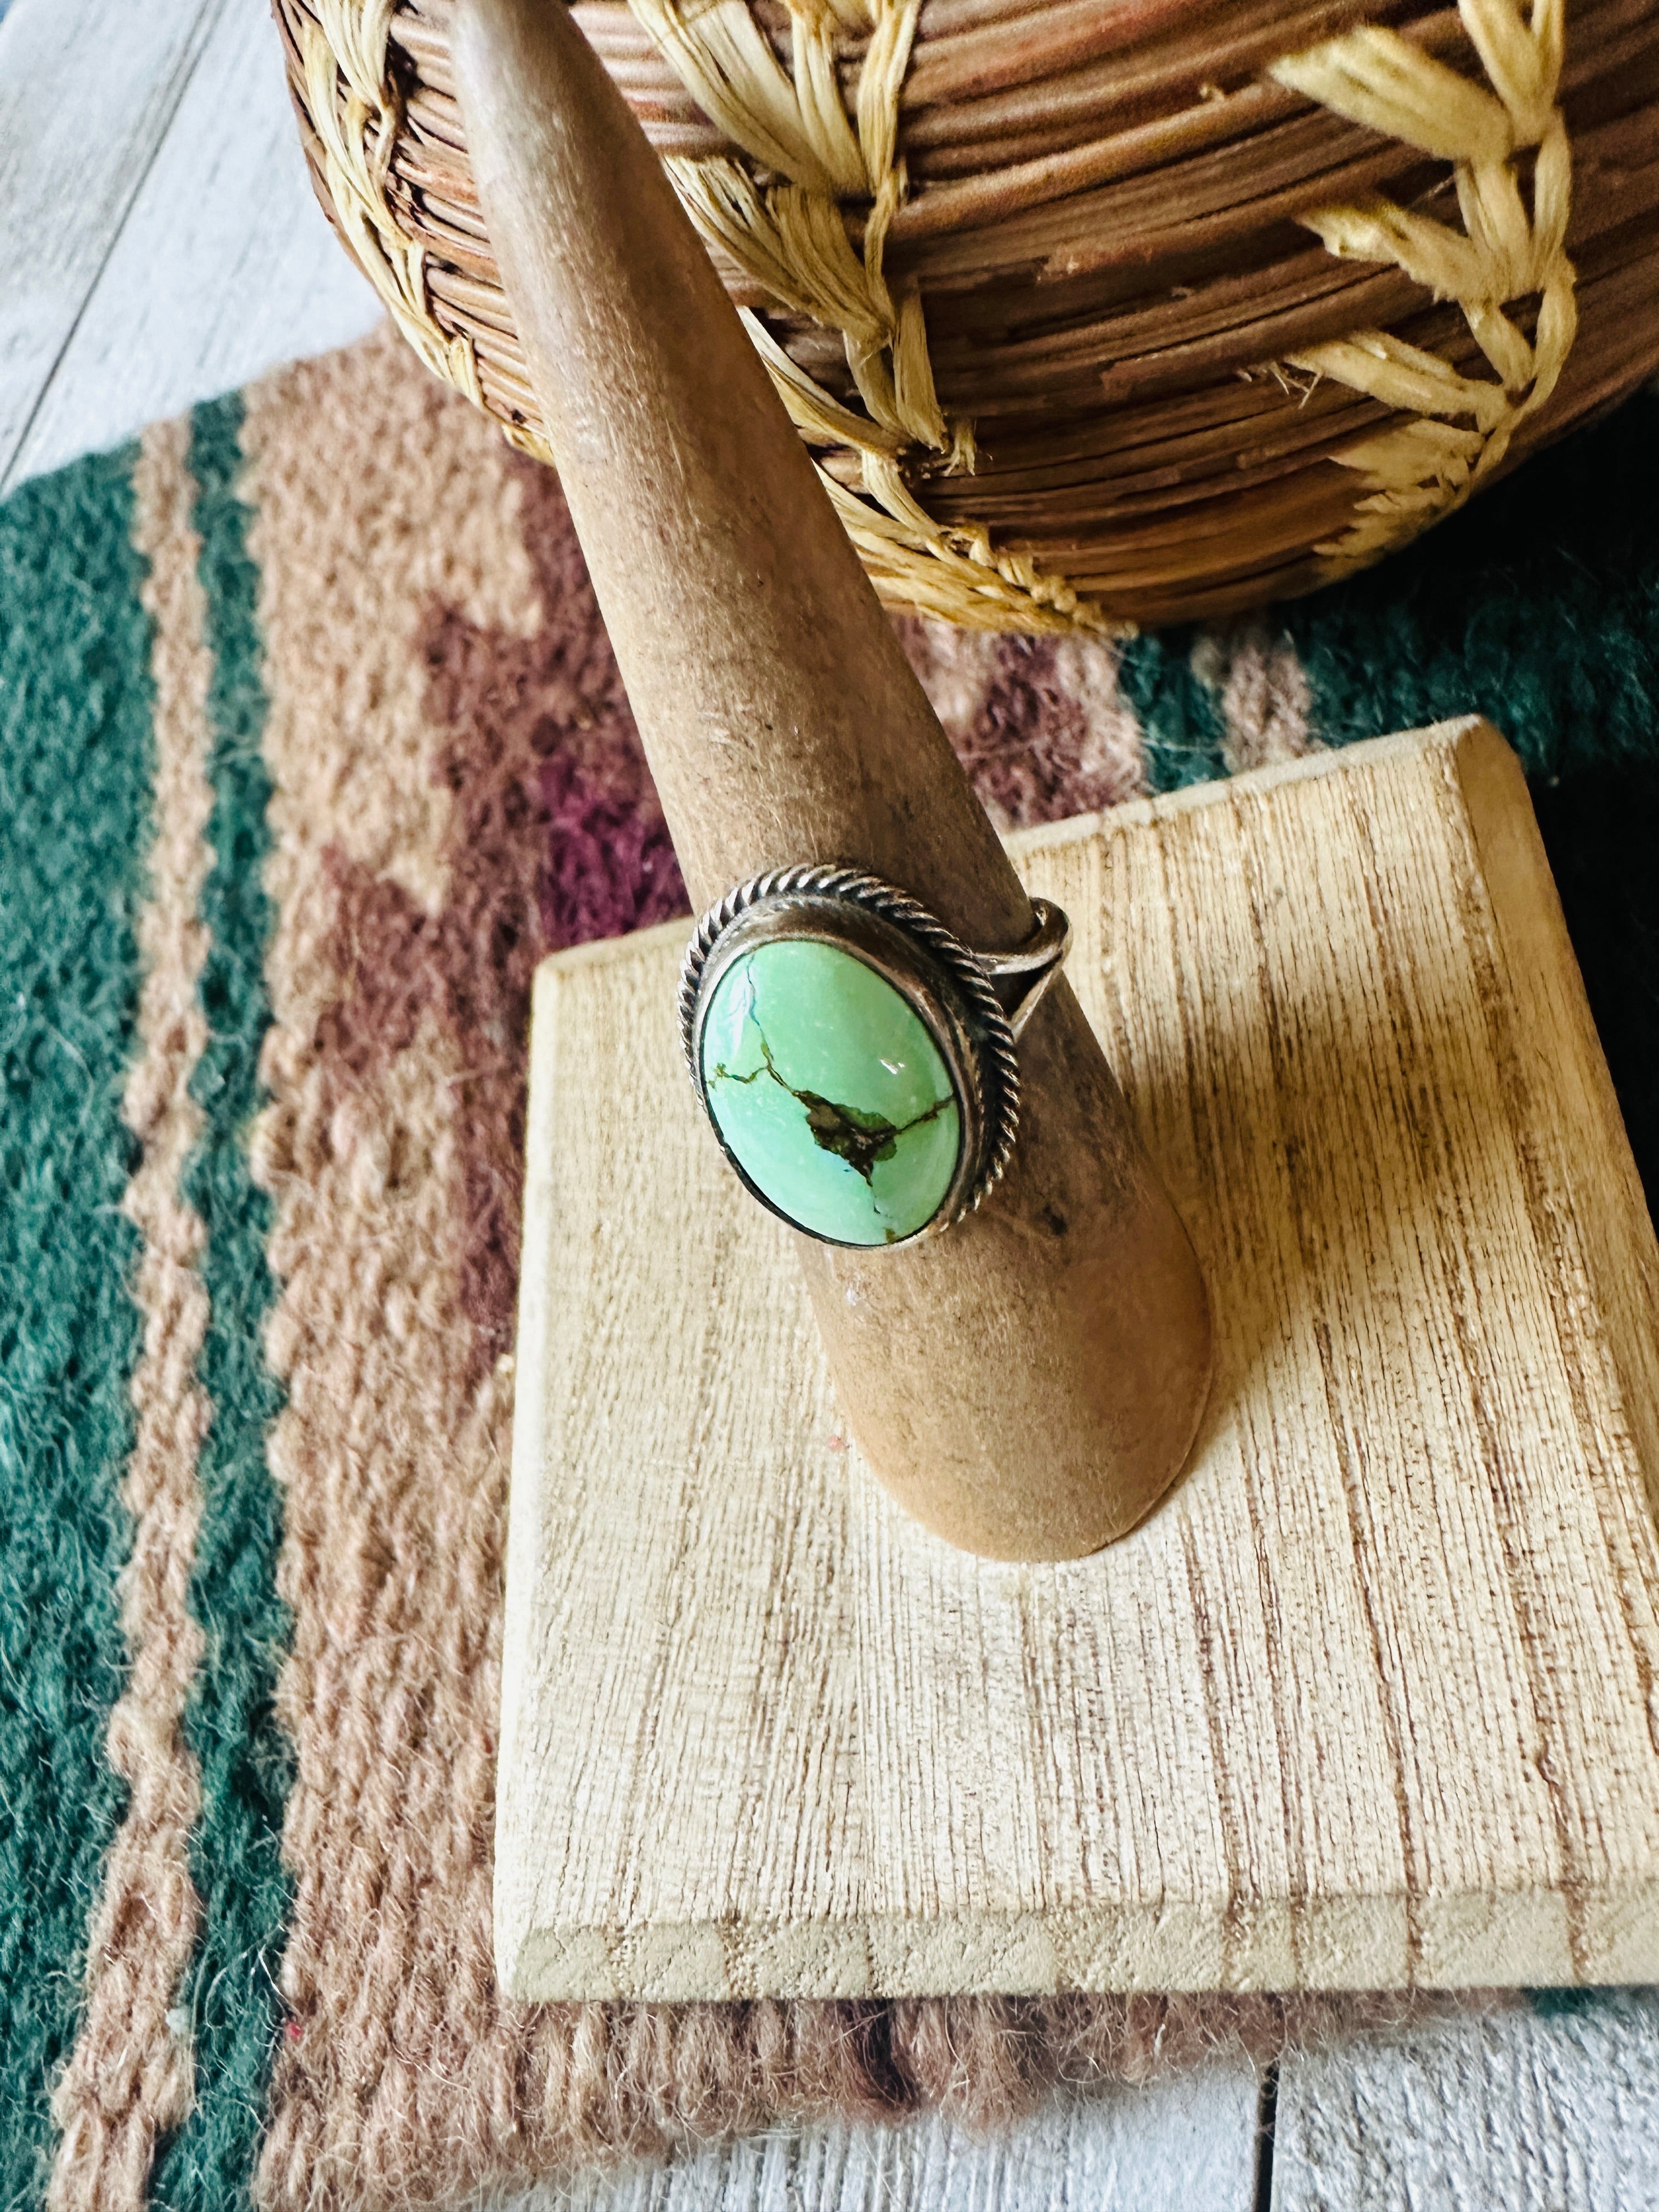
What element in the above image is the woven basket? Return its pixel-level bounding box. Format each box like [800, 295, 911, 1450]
[277, 0, 1659, 633]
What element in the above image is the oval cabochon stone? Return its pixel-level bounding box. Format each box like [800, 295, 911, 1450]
[699, 938, 962, 1244]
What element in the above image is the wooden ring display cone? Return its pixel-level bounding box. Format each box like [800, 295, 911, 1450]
[454, 0, 1213, 1560]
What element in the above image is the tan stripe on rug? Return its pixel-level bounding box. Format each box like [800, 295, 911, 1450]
[239, 330, 558, 2210]
[49, 417, 214, 2212]
[1194, 623, 1318, 775]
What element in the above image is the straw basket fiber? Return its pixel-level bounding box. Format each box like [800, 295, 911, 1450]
[277, 0, 1659, 632]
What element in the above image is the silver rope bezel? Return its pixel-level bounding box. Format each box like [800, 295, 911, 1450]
[679, 864, 1028, 1240]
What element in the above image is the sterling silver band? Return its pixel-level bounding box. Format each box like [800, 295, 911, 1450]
[979, 896, 1071, 1039]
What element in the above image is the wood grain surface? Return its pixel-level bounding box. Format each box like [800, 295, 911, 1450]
[499, 718, 1659, 2003]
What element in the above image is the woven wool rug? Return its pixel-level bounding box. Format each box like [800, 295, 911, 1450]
[3, 322, 1657, 2212]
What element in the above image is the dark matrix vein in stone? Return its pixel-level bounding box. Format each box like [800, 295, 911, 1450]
[712, 1027, 952, 1186]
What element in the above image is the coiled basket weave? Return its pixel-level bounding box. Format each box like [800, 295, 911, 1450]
[278, 0, 1659, 633]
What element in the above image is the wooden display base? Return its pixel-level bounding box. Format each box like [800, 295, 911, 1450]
[498, 720, 1659, 2002]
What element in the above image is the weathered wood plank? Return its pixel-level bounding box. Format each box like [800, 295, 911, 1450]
[511, 2068, 1261, 2212]
[1, 0, 380, 491]
[0, 0, 222, 486]
[498, 720, 1659, 2001]
[1271, 1991, 1659, 2211]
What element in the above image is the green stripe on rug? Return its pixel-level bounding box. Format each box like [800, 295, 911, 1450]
[1117, 632, 1230, 793]
[1282, 389, 1659, 1200]
[150, 394, 293, 2212]
[0, 450, 151, 2198]
[1282, 391, 1659, 782]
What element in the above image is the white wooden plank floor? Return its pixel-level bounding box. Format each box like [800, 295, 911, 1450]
[1, 0, 217, 481]
[1272, 1994, 1659, 2212]
[521, 2069, 1262, 2212]
[2, 0, 1656, 2205]
[0, 0, 379, 492]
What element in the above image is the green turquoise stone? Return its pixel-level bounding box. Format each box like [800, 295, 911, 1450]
[700, 938, 961, 1245]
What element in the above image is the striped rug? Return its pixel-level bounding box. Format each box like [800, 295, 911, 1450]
[2, 324, 1655, 2211]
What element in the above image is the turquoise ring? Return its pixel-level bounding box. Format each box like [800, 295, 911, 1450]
[678, 866, 1070, 1250]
